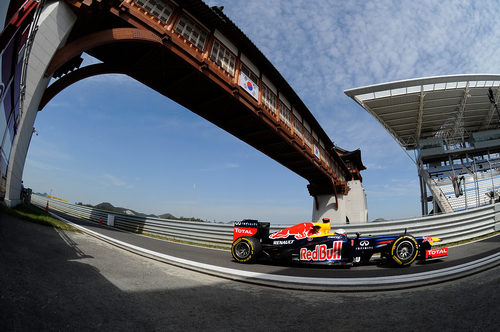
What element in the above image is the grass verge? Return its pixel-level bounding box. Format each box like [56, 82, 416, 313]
[435, 231, 500, 248]
[142, 231, 231, 250]
[0, 203, 79, 232]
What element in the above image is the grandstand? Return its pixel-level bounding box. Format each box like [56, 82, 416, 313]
[427, 155, 500, 212]
[345, 75, 500, 215]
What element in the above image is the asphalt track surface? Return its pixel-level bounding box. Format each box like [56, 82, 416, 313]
[48, 209, 499, 284]
[1, 210, 500, 331]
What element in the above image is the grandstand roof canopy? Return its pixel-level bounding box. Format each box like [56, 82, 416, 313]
[344, 74, 500, 150]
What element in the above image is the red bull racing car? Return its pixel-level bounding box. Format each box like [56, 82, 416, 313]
[231, 219, 448, 266]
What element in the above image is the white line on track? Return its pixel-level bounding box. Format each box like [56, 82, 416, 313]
[50, 212, 500, 290]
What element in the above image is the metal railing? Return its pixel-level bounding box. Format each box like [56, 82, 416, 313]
[31, 194, 500, 247]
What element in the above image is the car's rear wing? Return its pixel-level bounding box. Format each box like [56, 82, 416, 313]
[233, 219, 270, 242]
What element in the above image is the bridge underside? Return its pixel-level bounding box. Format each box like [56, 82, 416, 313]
[43, 4, 339, 194]
[4, 0, 370, 223]
[73, 43, 334, 191]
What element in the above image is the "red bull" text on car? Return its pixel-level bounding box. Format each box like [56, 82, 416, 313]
[231, 219, 448, 266]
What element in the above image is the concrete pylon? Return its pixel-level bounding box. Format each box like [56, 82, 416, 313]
[311, 180, 368, 224]
[4, 2, 77, 207]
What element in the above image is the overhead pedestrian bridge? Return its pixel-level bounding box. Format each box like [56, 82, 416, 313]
[2, 0, 367, 223]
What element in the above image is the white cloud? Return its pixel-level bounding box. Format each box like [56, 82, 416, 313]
[225, 163, 240, 169]
[27, 138, 72, 162]
[25, 159, 62, 171]
[103, 174, 131, 188]
[26, 1, 500, 221]
[196, 161, 241, 172]
[209, 1, 498, 166]
[215, 1, 500, 107]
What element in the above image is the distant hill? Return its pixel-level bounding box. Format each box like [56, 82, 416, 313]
[94, 202, 145, 216]
[158, 213, 176, 219]
[75, 201, 207, 222]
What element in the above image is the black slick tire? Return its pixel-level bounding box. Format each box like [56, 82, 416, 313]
[390, 235, 419, 266]
[231, 237, 262, 263]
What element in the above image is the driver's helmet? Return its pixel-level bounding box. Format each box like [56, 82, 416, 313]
[335, 228, 347, 237]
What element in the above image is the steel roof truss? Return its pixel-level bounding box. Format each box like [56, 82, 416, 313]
[446, 83, 469, 145]
[416, 86, 425, 145]
[482, 85, 500, 129]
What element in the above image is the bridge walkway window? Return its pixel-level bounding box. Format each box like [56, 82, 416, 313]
[126, 0, 349, 184]
[293, 115, 303, 141]
[210, 39, 236, 76]
[278, 100, 291, 129]
[134, 0, 174, 23]
[304, 128, 312, 149]
[175, 13, 208, 51]
[262, 84, 277, 115]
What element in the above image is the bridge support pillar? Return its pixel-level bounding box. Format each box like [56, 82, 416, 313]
[4, 1, 76, 207]
[311, 180, 368, 224]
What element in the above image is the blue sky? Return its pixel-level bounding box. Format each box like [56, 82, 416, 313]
[22, 0, 500, 224]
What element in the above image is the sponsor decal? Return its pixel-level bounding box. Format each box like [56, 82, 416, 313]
[273, 240, 294, 245]
[234, 228, 255, 235]
[232, 227, 257, 241]
[270, 223, 314, 240]
[425, 247, 448, 259]
[355, 240, 373, 250]
[422, 236, 440, 245]
[355, 246, 373, 250]
[234, 220, 259, 227]
[300, 242, 342, 261]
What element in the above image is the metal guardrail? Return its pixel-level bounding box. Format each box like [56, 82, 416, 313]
[31, 194, 500, 247]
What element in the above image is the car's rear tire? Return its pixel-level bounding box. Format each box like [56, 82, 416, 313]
[231, 237, 261, 263]
[390, 235, 419, 266]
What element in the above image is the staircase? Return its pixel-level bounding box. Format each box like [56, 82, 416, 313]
[420, 169, 454, 213]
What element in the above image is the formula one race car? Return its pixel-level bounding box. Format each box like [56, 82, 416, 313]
[231, 219, 448, 266]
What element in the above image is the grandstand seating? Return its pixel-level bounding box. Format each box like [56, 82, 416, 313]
[426, 159, 500, 212]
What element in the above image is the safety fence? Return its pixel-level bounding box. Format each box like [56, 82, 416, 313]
[31, 194, 500, 247]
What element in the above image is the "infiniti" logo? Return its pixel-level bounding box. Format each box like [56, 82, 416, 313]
[360, 240, 370, 246]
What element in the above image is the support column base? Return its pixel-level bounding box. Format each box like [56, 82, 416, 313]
[312, 194, 348, 224]
[2, 199, 22, 208]
[311, 180, 368, 224]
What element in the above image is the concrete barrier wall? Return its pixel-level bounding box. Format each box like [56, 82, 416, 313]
[31, 194, 500, 247]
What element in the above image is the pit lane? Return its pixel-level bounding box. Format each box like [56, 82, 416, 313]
[49, 210, 500, 291]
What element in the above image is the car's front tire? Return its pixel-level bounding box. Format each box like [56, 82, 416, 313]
[390, 235, 419, 266]
[231, 237, 261, 263]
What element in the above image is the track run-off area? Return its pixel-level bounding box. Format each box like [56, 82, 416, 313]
[1, 209, 499, 331]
